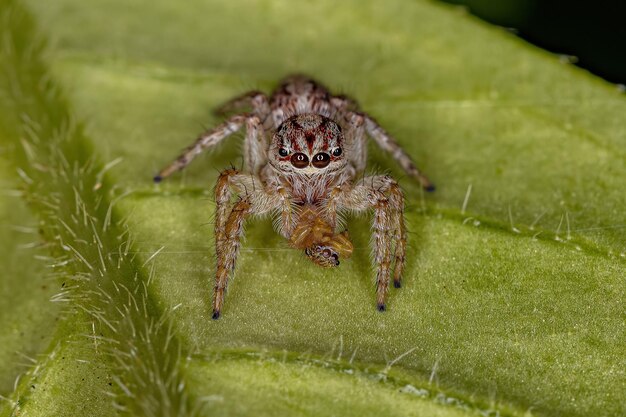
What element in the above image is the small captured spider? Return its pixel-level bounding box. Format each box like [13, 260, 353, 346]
[154, 75, 434, 319]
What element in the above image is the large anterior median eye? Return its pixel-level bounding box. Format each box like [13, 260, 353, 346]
[290, 152, 309, 168]
[311, 152, 330, 168]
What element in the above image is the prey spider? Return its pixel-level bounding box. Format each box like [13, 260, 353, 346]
[154, 75, 434, 319]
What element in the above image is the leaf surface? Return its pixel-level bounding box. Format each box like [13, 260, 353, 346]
[1, 0, 624, 416]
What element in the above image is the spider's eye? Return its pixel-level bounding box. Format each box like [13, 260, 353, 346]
[331, 147, 342, 157]
[290, 152, 309, 168]
[278, 148, 289, 157]
[311, 152, 330, 168]
[322, 248, 332, 258]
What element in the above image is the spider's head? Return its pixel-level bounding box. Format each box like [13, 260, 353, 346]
[270, 114, 346, 176]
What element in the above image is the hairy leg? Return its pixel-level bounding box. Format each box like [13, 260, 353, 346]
[329, 94, 432, 190]
[325, 186, 343, 230]
[212, 169, 289, 318]
[330, 94, 359, 113]
[365, 176, 406, 288]
[275, 185, 296, 238]
[213, 198, 250, 319]
[214, 90, 271, 119]
[154, 114, 250, 182]
[331, 176, 405, 310]
[344, 112, 367, 174]
[360, 113, 434, 191]
[373, 196, 394, 310]
[327, 96, 366, 174]
[243, 115, 268, 175]
[386, 180, 406, 288]
[213, 169, 243, 319]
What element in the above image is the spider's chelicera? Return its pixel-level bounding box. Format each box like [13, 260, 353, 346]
[155, 75, 434, 319]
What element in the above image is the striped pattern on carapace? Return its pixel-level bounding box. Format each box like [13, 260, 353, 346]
[154, 74, 434, 319]
[275, 114, 340, 155]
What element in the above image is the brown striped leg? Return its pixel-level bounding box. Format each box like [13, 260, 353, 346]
[330, 94, 359, 113]
[243, 115, 268, 175]
[213, 198, 251, 319]
[154, 114, 248, 182]
[372, 196, 394, 311]
[214, 169, 238, 242]
[212, 169, 288, 319]
[214, 91, 270, 117]
[213, 169, 250, 319]
[358, 112, 434, 191]
[387, 182, 406, 288]
[332, 177, 402, 311]
[345, 112, 367, 174]
[324, 185, 344, 231]
[276, 186, 296, 238]
[367, 177, 406, 289]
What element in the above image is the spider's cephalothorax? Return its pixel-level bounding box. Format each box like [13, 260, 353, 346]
[270, 114, 350, 203]
[154, 75, 434, 319]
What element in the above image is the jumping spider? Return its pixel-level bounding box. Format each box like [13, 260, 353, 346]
[154, 75, 434, 319]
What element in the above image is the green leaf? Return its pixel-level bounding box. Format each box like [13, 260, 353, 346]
[1, 0, 624, 416]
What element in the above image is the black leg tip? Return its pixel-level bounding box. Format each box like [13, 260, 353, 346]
[377, 303, 386, 312]
[153, 175, 163, 183]
[424, 183, 436, 192]
[394, 280, 402, 289]
[211, 310, 221, 320]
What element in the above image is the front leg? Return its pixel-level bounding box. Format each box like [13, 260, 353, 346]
[213, 198, 250, 319]
[212, 169, 283, 319]
[333, 176, 405, 311]
[381, 178, 407, 289]
[372, 195, 394, 311]
[347, 110, 434, 191]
